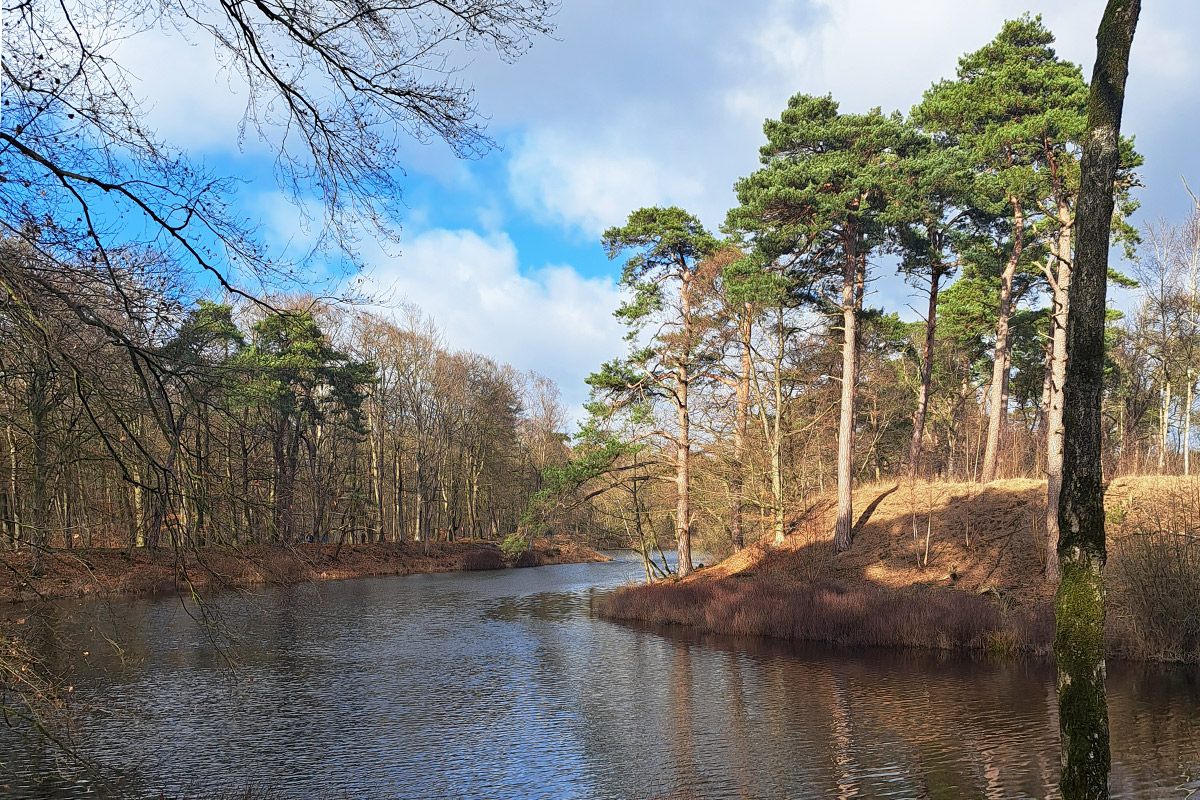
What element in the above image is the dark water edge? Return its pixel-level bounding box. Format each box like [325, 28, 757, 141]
[3, 553, 1199, 800]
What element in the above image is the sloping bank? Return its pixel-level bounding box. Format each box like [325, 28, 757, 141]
[1, 537, 610, 603]
[597, 476, 1200, 663]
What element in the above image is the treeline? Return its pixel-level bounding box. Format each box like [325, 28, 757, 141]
[559, 15, 1195, 579]
[0, 238, 573, 567]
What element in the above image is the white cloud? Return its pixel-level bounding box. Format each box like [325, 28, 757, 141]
[494, 0, 1200, 241]
[114, 24, 256, 153]
[507, 131, 708, 239]
[362, 229, 625, 416]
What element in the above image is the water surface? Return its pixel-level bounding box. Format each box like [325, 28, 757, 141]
[5, 554, 1199, 799]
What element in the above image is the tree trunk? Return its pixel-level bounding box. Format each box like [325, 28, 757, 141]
[1047, 219, 1072, 581]
[982, 202, 1025, 483]
[909, 266, 944, 475]
[28, 384, 49, 576]
[731, 315, 750, 552]
[834, 241, 860, 553]
[7, 425, 21, 551]
[1057, 3, 1139, 798]
[368, 400, 385, 541]
[1160, 381, 1171, 473]
[675, 364, 693, 577]
[1186, 378, 1193, 476]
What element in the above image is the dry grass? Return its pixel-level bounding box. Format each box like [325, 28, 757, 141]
[460, 547, 505, 571]
[601, 476, 1200, 662]
[0, 536, 608, 603]
[598, 575, 1052, 656]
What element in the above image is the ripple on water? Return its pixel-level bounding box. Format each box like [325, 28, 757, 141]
[2, 556, 1198, 799]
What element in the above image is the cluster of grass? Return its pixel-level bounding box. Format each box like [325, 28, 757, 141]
[459, 548, 505, 571]
[1107, 478, 1200, 663]
[597, 577, 1054, 657]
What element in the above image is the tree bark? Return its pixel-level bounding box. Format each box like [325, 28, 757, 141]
[909, 266, 944, 475]
[834, 239, 860, 553]
[675, 364, 693, 577]
[731, 315, 750, 552]
[982, 202, 1025, 482]
[1186, 378, 1193, 476]
[1047, 218, 1073, 581]
[1056, 3, 1139, 798]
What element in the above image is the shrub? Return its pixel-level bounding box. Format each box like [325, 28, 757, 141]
[596, 576, 1054, 656]
[1111, 531, 1200, 661]
[500, 533, 527, 561]
[512, 549, 542, 568]
[461, 548, 504, 571]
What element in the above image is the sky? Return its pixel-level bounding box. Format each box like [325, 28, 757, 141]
[123, 0, 1200, 418]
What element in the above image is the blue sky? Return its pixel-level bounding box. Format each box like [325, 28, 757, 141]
[122, 0, 1200, 416]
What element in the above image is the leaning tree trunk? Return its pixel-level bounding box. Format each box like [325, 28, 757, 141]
[834, 241, 860, 553]
[1056, 3, 1139, 798]
[982, 203, 1025, 483]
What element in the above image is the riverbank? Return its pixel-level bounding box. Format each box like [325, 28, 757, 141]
[0, 537, 610, 603]
[598, 475, 1200, 663]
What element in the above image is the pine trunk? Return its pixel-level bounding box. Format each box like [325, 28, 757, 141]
[834, 242, 859, 553]
[909, 268, 943, 474]
[1047, 219, 1072, 581]
[982, 201, 1025, 482]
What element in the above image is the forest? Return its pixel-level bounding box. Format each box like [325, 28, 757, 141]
[0, 14, 1190, 583]
[0, 276, 574, 561]
[553, 15, 1197, 585]
[4, 0, 1188, 795]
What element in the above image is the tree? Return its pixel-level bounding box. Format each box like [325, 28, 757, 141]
[0, 0, 556, 554]
[1056, 1, 1140, 797]
[914, 16, 1063, 484]
[728, 94, 916, 552]
[893, 132, 976, 473]
[589, 207, 720, 578]
[237, 306, 373, 542]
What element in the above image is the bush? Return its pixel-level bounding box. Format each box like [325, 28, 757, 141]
[500, 533, 527, 561]
[596, 577, 1054, 656]
[461, 548, 504, 571]
[512, 549, 542, 568]
[1111, 531, 1200, 661]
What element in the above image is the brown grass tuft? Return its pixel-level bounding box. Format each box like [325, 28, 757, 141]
[597, 577, 1054, 656]
[600, 476, 1200, 662]
[460, 547, 505, 571]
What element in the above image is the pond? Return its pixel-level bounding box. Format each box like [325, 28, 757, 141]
[4, 553, 1199, 799]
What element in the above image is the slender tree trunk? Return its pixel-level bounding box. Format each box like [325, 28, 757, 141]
[675, 365, 693, 577]
[982, 202, 1025, 482]
[1057, 3, 1139, 798]
[7, 425, 21, 551]
[368, 401, 384, 542]
[1160, 381, 1171, 473]
[909, 267, 944, 474]
[28, 386, 49, 576]
[1047, 219, 1072, 581]
[731, 315, 750, 552]
[394, 442, 404, 543]
[834, 240, 860, 553]
[1186, 377, 1193, 476]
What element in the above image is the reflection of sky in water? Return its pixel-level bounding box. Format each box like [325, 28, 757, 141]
[4, 554, 1200, 799]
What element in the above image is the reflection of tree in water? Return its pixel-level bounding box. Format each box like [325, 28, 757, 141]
[667, 640, 699, 793]
[612, 624, 1197, 799]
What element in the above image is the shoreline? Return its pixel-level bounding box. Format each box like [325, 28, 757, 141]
[597, 476, 1200, 665]
[0, 538, 611, 604]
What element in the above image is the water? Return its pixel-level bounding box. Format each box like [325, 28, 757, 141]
[4, 553, 1199, 799]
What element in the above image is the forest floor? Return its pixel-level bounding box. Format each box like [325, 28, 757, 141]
[598, 475, 1200, 662]
[0, 536, 610, 603]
